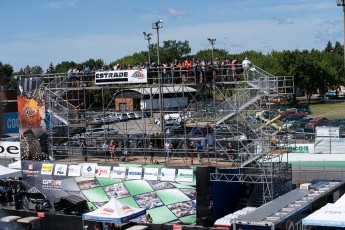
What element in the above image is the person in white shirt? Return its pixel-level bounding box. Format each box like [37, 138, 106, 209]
[242, 57, 251, 81]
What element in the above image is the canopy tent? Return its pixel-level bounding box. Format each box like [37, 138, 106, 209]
[82, 198, 146, 224]
[302, 203, 345, 228]
[0, 165, 21, 178]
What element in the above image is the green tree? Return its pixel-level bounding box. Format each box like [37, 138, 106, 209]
[55, 61, 77, 73]
[46, 62, 55, 74]
[0, 62, 14, 85]
[324, 41, 334, 53]
[333, 41, 344, 56]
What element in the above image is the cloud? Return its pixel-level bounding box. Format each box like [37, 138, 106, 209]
[273, 17, 294, 25]
[313, 20, 343, 44]
[161, 7, 187, 18]
[45, 0, 76, 10]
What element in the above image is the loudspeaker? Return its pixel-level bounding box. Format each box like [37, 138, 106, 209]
[57, 195, 88, 215]
[196, 167, 213, 226]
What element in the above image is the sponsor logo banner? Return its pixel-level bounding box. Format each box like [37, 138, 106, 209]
[112, 166, 126, 179]
[68, 164, 81, 177]
[42, 179, 62, 190]
[0, 141, 20, 159]
[127, 167, 142, 180]
[143, 167, 159, 180]
[95, 69, 148, 85]
[82, 164, 96, 178]
[177, 169, 193, 182]
[160, 168, 176, 181]
[3, 112, 19, 133]
[41, 163, 54, 175]
[96, 166, 111, 178]
[22, 163, 39, 177]
[54, 164, 67, 176]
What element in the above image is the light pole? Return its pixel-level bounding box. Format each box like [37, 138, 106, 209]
[207, 38, 216, 62]
[152, 20, 163, 65]
[152, 20, 164, 133]
[207, 38, 216, 161]
[143, 32, 153, 64]
[337, 0, 345, 66]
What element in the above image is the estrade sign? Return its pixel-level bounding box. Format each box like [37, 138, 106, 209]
[95, 69, 147, 85]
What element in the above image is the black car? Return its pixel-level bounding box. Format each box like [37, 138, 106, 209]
[291, 128, 315, 139]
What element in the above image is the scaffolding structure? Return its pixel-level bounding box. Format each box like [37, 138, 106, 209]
[17, 63, 294, 206]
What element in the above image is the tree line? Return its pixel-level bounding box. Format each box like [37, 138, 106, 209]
[0, 40, 344, 101]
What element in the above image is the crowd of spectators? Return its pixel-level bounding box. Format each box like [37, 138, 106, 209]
[65, 57, 252, 86]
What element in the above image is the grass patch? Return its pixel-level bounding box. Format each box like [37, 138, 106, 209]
[309, 102, 345, 119]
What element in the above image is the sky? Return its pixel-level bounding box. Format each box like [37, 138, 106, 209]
[0, 0, 344, 72]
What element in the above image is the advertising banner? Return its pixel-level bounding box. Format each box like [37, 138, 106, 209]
[54, 164, 68, 176]
[95, 69, 148, 85]
[161, 168, 176, 181]
[21, 161, 196, 225]
[0, 141, 20, 160]
[143, 168, 159, 180]
[177, 169, 193, 182]
[17, 76, 47, 159]
[3, 112, 19, 134]
[82, 163, 96, 178]
[112, 166, 127, 179]
[41, 163, 54, 175]
[96, 166, 111, 178]
[68, 164, 81, 177]
[127, 167, 142, 180]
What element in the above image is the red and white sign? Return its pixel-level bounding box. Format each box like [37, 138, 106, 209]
[96, 166, 111, 178]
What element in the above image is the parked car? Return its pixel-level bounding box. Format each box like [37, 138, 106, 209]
[280, 110, 307, 120]
[270, 96, 287, 103]
[114, 113, 129, 122]
[126, 112, 141, 120]
[83, 128, 119, 138]
[281, 115, 305, 122]
[305, 118, 331, 128]
[291, 128, 315, 139]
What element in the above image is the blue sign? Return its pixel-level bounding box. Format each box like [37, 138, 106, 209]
[3, 112, 19, 134]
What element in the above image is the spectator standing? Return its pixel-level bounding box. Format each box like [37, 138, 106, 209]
[148, 142, 154, 163]
[226, 142, 235, 160]
[165, 141, 172, 162]
[242, 57, 251, 81]
[102, 141, 110, 161]
[195, 141, 204, 165]
[189, 140, 195, 165]
[231, 57, 238, 81]
[80, 140, 87, 161]
[109, 140, 115, 161]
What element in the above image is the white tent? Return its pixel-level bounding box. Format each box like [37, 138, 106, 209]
[82, 198, 146, 224]
[302, 203, 345, 227]
[0, 165, 22, 178]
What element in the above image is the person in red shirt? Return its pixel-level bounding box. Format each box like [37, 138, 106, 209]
[231, 57, 238, 81]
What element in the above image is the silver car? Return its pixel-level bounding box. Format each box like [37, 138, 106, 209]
[83, 128, 119, 138]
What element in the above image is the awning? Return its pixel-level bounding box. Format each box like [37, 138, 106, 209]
[17, 216, 41, 224]
[0, 215, 21, 222]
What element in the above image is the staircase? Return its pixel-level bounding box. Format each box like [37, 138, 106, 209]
[45, 74, 78, 125]
[215, 65, 279, 126]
